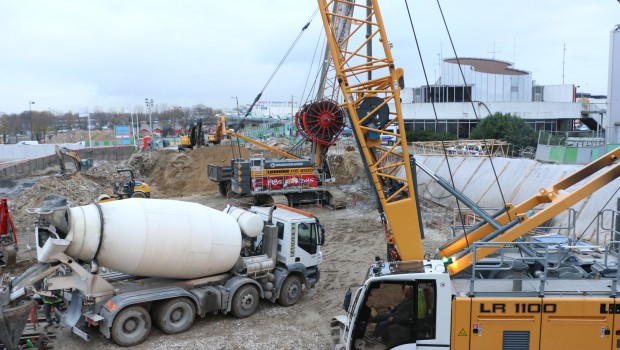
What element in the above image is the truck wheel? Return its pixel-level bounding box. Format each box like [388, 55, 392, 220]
[231, 284, 259, 318]
[152, 297, 196, 335]
[218, 181, 231, 196]
[111, 306, 151, 347]
[131, 192, 146, 198]
[255, 194, 274, 206]
[278, 275, 302, 307]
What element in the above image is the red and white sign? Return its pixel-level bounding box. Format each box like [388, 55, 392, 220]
[252, 174, 318, 191]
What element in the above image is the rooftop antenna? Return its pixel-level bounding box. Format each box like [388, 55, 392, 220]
[487, 42, 501, 59]
[562, 43, 566, 85]
[513, 38, 516, 65]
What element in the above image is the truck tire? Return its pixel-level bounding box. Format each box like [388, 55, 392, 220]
[278, 275, 302, 307]
[152, 297, 196, 335]
[255, 194, 274, 206]
[111, 306, 152, 347]
[131, 192, 147, 198]
[231, 284, 260, 318]
[218, 181, 231, 196]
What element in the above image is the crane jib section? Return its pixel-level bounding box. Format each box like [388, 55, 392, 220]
[317, 0, 424, 260]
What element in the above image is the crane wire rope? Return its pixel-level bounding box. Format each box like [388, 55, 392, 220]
[576, 184, 620, 242]
[404, 0, 510, 249]
[300, 29, 327, 106]
[257, 9, 319, 99]
[402, 0, 470, 248]
[433, 0, 510, 212]
[231, 9, 319, 160]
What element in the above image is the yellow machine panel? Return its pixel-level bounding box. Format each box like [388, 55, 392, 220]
[452, 296, 617, 350]
[468, 297, 542, 350]
[539, 297, 614, 350]
[451, 297, 472, 350]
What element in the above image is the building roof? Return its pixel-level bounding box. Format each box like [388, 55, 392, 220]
[444, 58, 529, 76]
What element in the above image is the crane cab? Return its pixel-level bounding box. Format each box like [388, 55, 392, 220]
[333, 259, 452, 349]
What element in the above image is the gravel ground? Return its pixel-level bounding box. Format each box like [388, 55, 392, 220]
[2, 143, 452, 350]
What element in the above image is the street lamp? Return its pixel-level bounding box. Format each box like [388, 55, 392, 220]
[231, 96, 240, 118]
[145, 98, 154, 136]
[28, 101, 35, 141]
[173, 106, 182, 137]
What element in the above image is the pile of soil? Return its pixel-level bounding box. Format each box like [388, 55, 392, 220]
[330, 148, 365, 186]
[130, 146, 255, 197]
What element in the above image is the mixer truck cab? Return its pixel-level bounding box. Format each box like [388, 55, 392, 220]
[16, 197, 325, 347]
[244, 204, 324, 290]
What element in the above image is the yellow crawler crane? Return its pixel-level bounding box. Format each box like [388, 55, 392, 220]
[322, 1, 620, 349]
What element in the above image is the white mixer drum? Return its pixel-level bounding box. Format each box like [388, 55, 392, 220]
[65, 199, 242, 279]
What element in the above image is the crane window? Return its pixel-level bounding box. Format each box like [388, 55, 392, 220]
[349, 280, 436, 348]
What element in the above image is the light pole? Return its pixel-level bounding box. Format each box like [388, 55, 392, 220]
[173, 106, 182, 137]
[231, 96, 239, 118]
[28, 101, 35, 140]
[145, 98, 155, 135]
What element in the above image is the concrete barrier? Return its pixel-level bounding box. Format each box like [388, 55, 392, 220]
[415, 155, 619, 243]
[0, 146, 135, 178]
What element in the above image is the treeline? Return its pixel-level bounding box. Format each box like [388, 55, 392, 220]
[0, 104, 224, 143]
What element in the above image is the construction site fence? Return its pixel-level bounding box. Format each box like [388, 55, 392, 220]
[0, 146, 134, 178]
[535, 130, 620, 164]
[408, 139, 534, 159]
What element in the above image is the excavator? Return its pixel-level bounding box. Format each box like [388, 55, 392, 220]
[55, 145, 91, 175]
[207, 115, 228, 145]
[314, 1, 620, 349]
[178, 118, 206, 151]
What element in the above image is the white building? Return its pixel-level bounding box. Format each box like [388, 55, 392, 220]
[607, 25, 620, 144]
[394, 57, 605, 139]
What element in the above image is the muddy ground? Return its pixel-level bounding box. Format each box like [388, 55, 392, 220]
[1, 143, 453, 350]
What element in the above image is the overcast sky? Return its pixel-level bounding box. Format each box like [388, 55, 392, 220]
[1, 0, 618, 115]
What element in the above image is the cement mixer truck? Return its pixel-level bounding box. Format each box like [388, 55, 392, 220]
[8, 196, 324, 347]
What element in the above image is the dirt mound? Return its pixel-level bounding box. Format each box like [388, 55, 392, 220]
[134, 146, 254, 197]
[331, 149, 365, 185]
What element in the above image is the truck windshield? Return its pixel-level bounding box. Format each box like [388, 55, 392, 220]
[297, 223, 317, 254]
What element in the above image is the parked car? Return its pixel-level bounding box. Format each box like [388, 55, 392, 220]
[341, 127, 353, 137]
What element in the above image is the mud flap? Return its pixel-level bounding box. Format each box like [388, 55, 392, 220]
[62, 292, 88, 340]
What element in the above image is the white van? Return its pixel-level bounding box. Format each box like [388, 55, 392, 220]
[17, 140, 39, 145]
[381, 126, 398, 145]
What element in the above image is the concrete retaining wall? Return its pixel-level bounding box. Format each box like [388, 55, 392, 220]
[0, 143, 84, 161]
[415, 155, 619, 243]
[0, 146, 135, 178]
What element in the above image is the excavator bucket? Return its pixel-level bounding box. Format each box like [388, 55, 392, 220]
[0, 288, 31, 350]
